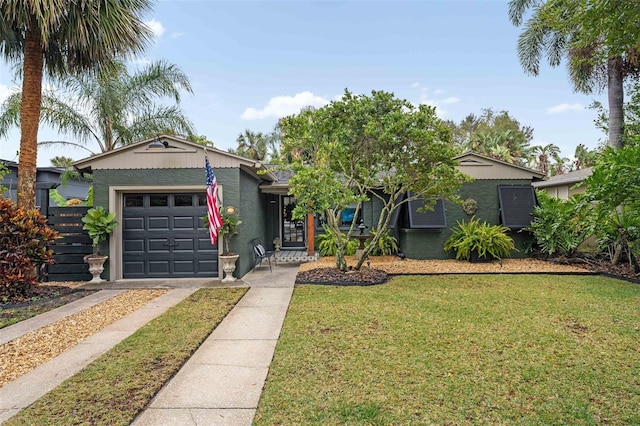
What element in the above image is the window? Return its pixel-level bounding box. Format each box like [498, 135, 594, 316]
[174, 194, 193, 207]
[124, 194, 143, 207]
[149, 195, 168, 207]
[497, 185, 537, 229]
[407, 194, 446, 229]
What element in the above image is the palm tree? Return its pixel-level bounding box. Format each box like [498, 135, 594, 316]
[532, 143, 561, 176]
[234, 130, 268, 161]
[573, 143, 597, 170]
[0, 1, 153, 209]
[0, 60, 194, 154]
[509, 0, 640, 150]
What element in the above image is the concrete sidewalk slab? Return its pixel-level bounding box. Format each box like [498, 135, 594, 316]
[133, 266, 298, 426]
[0, 288, 196, 424]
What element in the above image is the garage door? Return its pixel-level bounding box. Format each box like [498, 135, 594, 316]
[122, 193, 218, 278]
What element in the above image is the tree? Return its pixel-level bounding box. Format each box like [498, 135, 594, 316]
[0, 60, 194, 154]
[188, 134, 215, 147]
[0, 1, 153, 209]
[509, 0, 640, 149]
[232, 130, 269, 161]
[50, 156, 74, 168]
[581, 144, 640, 271]
[532, 143, 560, 176]
[573, 143, 598, 170]
[279, 90, 468, 272]
[446, 108, 535, 165]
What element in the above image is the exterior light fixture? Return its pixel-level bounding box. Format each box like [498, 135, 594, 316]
[225, 205, 237, 215]
[147, 138, 166, 150]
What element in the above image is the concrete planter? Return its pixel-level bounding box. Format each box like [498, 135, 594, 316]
[84, 254, 108, 283]
[220, 254, 240, 282]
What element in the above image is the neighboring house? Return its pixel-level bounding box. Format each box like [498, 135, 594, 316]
[72, 137, 545, 281]
[0, 159, 92, 209]
[532, 167, 592, 200]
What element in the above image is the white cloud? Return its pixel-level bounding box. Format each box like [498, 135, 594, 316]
[547, 103, 584, 114]
[411, 82, 420, 88]
[171, 32, 185, 39]
[440, 96, 460, 105]
[241, 91, 330, 120]
[145, 19, 166, 39]
[434, 89, 446, 95]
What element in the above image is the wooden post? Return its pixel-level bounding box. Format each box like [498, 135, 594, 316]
[306, 212, 315, 256]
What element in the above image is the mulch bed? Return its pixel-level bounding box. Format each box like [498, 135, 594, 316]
[1, 284, 91, 309]
[296, 267, 388, 286]
[297, 256, 640, 286]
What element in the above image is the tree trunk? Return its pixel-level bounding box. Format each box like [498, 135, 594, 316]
[607, 56, 625, 149]
[17, 27, 44, 210]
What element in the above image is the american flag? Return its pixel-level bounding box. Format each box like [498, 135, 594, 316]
[205, 156, 223, 245]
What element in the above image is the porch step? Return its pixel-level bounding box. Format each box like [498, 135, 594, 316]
[274, 250, 318, 264]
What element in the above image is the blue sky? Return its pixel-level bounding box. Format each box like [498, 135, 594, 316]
[0, 0, 606, 166]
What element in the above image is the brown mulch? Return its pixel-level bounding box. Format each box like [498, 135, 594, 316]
[297, 256, 603, 285]
[296, 267, 388, 285]
[1, 282, 89, 309]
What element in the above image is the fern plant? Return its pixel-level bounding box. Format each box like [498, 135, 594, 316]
[444, 217, 515, 261]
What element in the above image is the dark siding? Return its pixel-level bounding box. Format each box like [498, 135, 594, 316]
[399, 179, 534, 259]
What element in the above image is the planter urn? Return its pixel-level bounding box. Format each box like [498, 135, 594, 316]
[220, 254, 240, 282]
[85, 255, 108, 283]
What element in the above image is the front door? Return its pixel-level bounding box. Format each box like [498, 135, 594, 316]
[281, 195, 305, 248]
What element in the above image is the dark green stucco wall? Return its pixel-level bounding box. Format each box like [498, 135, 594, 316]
[399, 179, 533, 259]
[93, 167, 264, 279]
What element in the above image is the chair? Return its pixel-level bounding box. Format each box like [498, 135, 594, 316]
[250, 238, 277, 272]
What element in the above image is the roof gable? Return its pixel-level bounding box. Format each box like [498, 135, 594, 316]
[73, 135, 275, 181]
[454, 152, 544, 180]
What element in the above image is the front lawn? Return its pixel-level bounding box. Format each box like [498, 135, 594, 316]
[255, 275, 640, 425]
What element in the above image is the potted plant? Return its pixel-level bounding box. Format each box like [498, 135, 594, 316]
[203, 208, 242, 282]
[82, 206, 118, 282]
[444, 216, 516, 262]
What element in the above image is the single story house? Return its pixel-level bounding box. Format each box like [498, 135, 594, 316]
[532, 167, 592, 199]
[73, 136, 544, 281]
[1, 159, 92, 209]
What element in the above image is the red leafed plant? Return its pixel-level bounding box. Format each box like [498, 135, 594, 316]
[0, 198, 58, 301]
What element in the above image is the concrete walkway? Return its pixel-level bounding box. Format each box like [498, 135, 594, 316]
[0, 264, 298, 425]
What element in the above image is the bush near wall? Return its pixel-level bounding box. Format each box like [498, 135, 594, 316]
[0, 198, 58, 300]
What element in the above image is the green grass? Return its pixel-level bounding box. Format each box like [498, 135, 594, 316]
[6, 288, 247, 426]
[255, 275, 640, 425]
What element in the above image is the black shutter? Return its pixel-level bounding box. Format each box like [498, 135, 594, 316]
[407, 195, 447, 229]
[497, 185, 537, 229]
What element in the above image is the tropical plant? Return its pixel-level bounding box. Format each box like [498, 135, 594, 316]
[218, 210, 242, 255]
[232, 130, 269, 161]
[0, 197, 58, 298]
[316, 225, 358, 257]
[279, 89, 468, 272]
[509, 0, 640, 149]
[82, 206, 119, 256]
[525, 191, 593, 256]
[203, 208, 243, 255]
[0, 60, 194, 154]
[0, 1, 153, 209]
[581, 144, 640, 269]
[444, 217, 516, 261]
[532, 143, 561, 176]
[368, 228, 399, 256]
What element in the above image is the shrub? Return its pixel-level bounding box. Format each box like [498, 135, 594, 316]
[444, 217, 515, 261]
[0, 198, 58, 299]
[317, 225, 358, 256]
[369, 228, 399, 256]
[525, 191, 593, 256]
